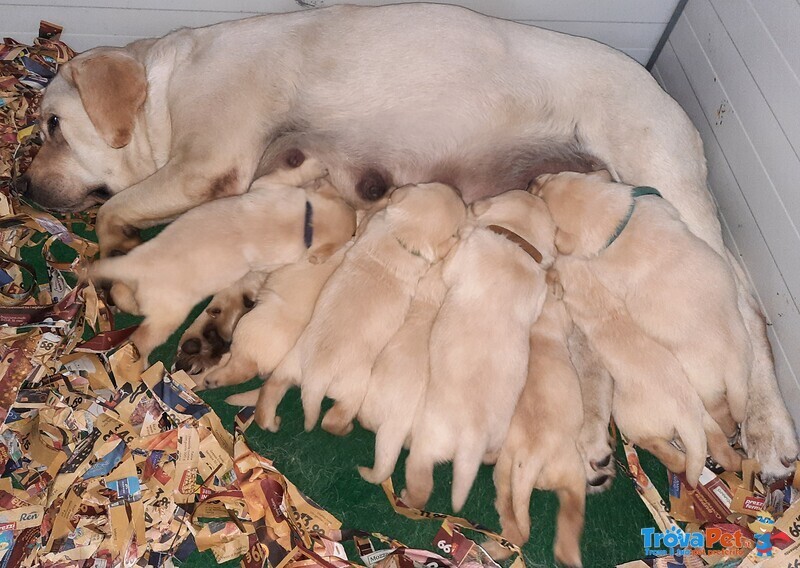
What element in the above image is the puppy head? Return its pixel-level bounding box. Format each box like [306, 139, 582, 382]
[307, 182, 357, 263]
[22, 48, 151, 212]
[532, 170, 632, 258]
[386, 183, 466, 263]
[470, 190, 557, 267]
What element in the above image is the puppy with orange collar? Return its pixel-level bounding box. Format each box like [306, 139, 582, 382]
[404, 191, 554, 512]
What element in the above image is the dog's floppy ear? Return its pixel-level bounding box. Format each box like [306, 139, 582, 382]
[436, 235, 458, 259]
[308, 243, 337, 265]
[67, 51, 147, 149]
[469, 199, 491, 217]
[554, 228, 576, 255]
[589, 169, 613, 182]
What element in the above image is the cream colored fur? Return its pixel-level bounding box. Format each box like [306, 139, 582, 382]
[404, 191, 553, 512]
[254, 183, 466, 435]
[87, 161, 355, 361]
[485, 288, 586, 568]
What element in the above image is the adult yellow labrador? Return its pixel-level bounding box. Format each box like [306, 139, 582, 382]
[21, 3, 797, 481]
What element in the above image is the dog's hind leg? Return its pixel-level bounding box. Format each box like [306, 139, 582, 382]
[484, 452, 525, 561]
[131, 303, 192, 364]
[451, 436, 485, 512]
[358, 423, 408, 484]
[553, 476, 586, 568]
[403, 447, 436, 510]
[255, 375, 292, 432]
[300, 379, 328, 432]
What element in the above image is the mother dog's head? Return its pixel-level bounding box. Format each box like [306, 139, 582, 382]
[20, 48, 151, 212]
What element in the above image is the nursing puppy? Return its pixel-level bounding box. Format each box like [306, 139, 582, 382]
[254, 183, 466, 434]
[88, 161, 356, 361]
[485, 278, 586, 568]
[357, 262, 446, 484]
[404, 190, 554, 512]
[537, 171, 752, 439]
[199, 246, 348, 392]
[553, 260, 729, 487]
[173, 270, 268, 377]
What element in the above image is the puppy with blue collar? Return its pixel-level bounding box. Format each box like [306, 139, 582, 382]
[535, 170, 749, 486]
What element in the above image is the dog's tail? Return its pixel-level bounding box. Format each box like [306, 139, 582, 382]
[511, 451, 543, 540]
[677, 419, 707, 488]
[358, 423, 407, 484]
[451, 438, 485, 512]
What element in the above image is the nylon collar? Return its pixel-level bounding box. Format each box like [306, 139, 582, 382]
[605, 186, 662, 249]
[303, 200, 313, 248]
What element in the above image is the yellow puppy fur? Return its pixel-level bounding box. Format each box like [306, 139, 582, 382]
[536, 171, 744, 484]
[404, 190, 555, 512]
[88, 160, 355, 361]
[485, 279, 586, 568]
[357, 261, 447, 484]
[254, 183, 466, 435]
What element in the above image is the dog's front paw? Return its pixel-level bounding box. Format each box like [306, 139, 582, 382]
[742, 411, 799, 485]
[96, 211, 142, 257]
[173, 320, 230, 379]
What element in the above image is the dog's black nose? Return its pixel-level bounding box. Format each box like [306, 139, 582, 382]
[14, 175, 30, 195]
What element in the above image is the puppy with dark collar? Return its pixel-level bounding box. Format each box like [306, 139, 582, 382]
[87, 160, 355, 362]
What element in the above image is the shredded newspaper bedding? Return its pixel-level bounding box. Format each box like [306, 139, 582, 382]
[0, 21, 798, 568]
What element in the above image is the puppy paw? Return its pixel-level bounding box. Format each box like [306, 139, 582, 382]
[173, 320, 231, 378]
[97, 214, 142, 257]
[742, 411, 799, 485]
[579, 433, 616, 494]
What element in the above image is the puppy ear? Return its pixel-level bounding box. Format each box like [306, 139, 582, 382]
[67, 50, 147, 149]
[469, 200, 491, 217]
[389, 185, 412, 204]
[308, 243, 337, 265]
[589, 169, 613, 182]
[436, 236, 458, 259]
[531, 173, 553, 195]
[545, 269, 565, 300]
[311, 179, 340, 199]
[554, 229, 576, 255]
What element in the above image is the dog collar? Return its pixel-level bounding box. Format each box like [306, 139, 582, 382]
[395, 236, 424, 259]
[604, 186, 662, 249]
[303, 200, 313, 248]
[486, 224, 543, 263]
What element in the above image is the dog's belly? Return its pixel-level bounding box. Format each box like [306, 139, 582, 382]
[257, 135, 602, 204]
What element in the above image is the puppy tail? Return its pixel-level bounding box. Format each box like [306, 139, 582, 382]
[225, 388, 261, 407]
[358, 424, 407, 484]
[677, 421, 707, 489]
[511, 452, 543, 540]
[451, 439, 485, 512]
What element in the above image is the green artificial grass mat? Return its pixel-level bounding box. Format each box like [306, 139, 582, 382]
[22, 224, 668, 568]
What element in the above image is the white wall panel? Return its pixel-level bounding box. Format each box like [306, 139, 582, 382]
[653, 0, 800, 428]
[1, 0, 678, 64]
